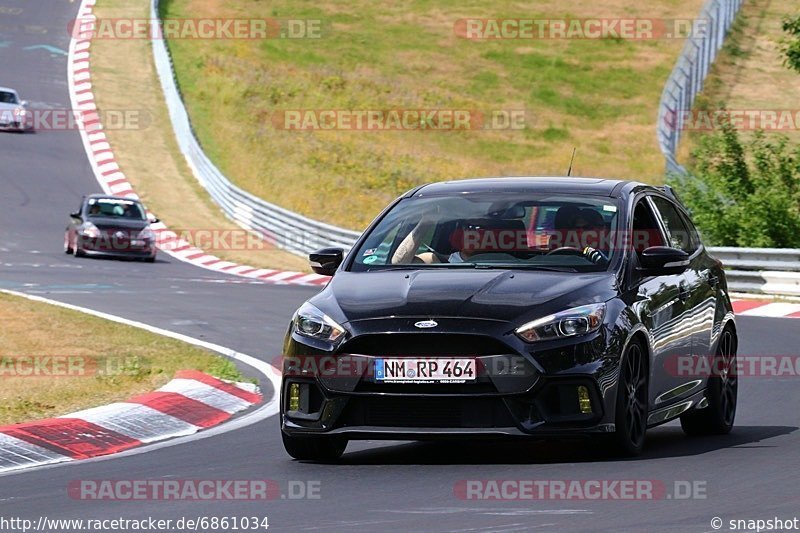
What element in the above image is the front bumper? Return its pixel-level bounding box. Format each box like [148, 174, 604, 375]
[78, 235, 156, 258]
[0, 118, 31, 131]
[281, 317, 622, 439]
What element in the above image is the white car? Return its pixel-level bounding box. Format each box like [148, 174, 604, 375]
[0, 87, 32, 131]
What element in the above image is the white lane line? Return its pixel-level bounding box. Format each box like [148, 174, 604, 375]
[739, 302, 800, 317]
[0, 289, 281, 478]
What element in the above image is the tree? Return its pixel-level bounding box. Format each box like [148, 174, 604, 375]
[782, 15, 800, 73]
[668, 119, 800, 248]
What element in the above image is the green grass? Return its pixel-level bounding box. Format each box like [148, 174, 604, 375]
[678, 0, 800, 165]
[0, 292, 251, 425]
[160, 0, 704, 229]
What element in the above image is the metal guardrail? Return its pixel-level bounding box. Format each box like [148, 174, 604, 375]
[708, 247, 800, 296]
[657, 0, 745, 175]
[150, 0, 361, 255]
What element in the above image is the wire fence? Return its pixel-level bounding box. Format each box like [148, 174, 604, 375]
[150, 0, 362, 255]
[656, 0, 745, 175]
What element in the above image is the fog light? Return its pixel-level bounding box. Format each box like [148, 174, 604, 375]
[577, 386, 592, 414]
[288, 383, 301, 411]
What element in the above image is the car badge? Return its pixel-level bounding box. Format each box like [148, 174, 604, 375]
[414, 320, 438, 329]
[115, 231, 126, 239]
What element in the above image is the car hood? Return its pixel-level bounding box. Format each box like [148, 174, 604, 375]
[88, 217, 150, 231]
[0, 102, 21, 111]
[315, 269, 618, 324]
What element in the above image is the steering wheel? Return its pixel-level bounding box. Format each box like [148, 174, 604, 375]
[546, 246, 584, 256]
[420, 243, 450, 262]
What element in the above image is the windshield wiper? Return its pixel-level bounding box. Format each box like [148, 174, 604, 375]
[472, 263, 579, 272]
[364, 263, 479, 271]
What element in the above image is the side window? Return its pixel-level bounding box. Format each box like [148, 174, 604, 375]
[631, 198, 665, 258]
[651, 197, 697, 254]
[679, 211, 703, 250]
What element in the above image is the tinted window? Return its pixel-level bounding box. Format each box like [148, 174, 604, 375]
[678, 210, 704, 249]
[651, 197, 696, 254]
[631, 199, 665, 258]
[0, 91, 18, 104]
[85, 198, 146, 220]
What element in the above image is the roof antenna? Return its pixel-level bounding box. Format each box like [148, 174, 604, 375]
[566, 147, 577, 177]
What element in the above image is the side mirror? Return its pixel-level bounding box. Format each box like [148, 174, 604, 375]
[69, 211, 81, 219]
[309, 247, 344, 277]
[639, 246, 689, 275]
[147, 215, 160, 224]
[19, 100, 28, 107]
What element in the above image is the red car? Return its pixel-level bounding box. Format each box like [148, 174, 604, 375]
[65, 195, 158, 262]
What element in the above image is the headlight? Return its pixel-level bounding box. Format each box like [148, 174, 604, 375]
[14, 108, 27, 117]
[79, 221, 101, 238]
[515, 303, 606, 343]
[137, 227, 155, 240]
[293, 302, 346, 344]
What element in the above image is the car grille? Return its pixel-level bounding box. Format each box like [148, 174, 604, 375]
[340, 396, 516, 429]
[339, 333, 512, 357]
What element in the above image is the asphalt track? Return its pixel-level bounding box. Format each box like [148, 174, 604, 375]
[0, 1, 799, 531]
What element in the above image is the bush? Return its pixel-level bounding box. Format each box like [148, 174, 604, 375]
[668, 122, 800, 248]
[782, 15, 800, 73]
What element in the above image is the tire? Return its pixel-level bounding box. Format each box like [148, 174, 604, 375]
[680, 328, 737, 436]
[74, 239, 86, 257]
[281, 432, 347, 461]
[611, 339, 649, 456]
[144, 255, 156, 263]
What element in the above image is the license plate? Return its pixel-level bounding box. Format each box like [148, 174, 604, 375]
[375, 358, 476, 383]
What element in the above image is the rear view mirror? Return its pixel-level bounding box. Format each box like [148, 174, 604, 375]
[639, 246, 689, 275]
[309, 248, 344, 276]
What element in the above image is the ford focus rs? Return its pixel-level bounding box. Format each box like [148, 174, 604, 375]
[280, 177, 738, 460]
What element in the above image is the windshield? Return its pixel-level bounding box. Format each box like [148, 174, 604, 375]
[351, 193, 620, 272]
[0, 91, 19, 104]
[86, 198, 146, 220]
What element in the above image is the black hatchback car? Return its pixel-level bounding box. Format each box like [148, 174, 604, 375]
[281, 178, 737, 460]
[65, 194, 158, 262]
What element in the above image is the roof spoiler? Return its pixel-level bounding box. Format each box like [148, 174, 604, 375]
[657, 185, 685, 206]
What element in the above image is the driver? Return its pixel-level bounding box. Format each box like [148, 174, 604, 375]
[550, 206, 609, 264]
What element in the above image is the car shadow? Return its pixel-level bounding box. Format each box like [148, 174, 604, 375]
[332, 425, 797, 465]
